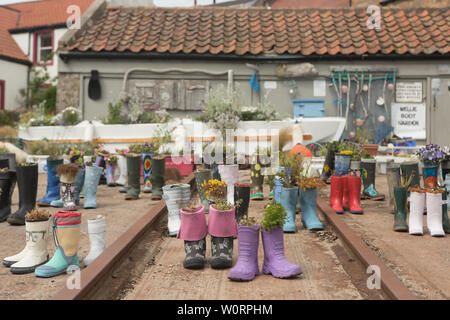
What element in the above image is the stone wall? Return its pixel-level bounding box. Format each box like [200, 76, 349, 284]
[56, 73, 80, 111]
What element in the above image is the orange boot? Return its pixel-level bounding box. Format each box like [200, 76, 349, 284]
[330, 176, 344, 214]
[347, 176, 363, 214]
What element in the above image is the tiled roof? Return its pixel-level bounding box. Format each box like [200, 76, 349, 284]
[64, 6, 450, 57]
[270, 0, 349, 8]
[0, 7, 29, 63]
[6, 0, 95, 31]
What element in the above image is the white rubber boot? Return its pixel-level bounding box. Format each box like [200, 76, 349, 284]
[409, 191, 425, 235]
[163, 184, 191, 237]
[218, 164, 239, 204]
[116, 155, 127, 186]
[10, 218, 50, 274]
[83, 215, 106, 266]
[426, 192, 445, 237]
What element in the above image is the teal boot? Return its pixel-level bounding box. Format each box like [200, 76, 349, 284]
[84, 166, 103, 209]
[280, 186, 298, 233]
[299, 187, 323, 230]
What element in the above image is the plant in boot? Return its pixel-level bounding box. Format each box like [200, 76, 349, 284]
[408, 186, 426, 235]
[163, 184, 191, 236]
[234, 183, 249, 223]
[0, 167, 15, 222]
[150, 155, 166, 200]
[202, 179, 227, 203]
[84, 215, 106, 266]
[297, 176, 326, 230]
[319, 141, 344, 183]
[35, 211, 81, 277]
[228, 222, 260, 281]
[264, 174, 275, 200]
[425, 188, 446, 237]
[417, 144, 445, 189]
[260, 202, 303, 278]
[84, 165, 103, 209]
[125, 153, 141, 200]
[7, 163, 38, 225]
[8, 208, 50, 274]
[66, 148, 85, 165]
[208, 199, 238, 269]
[56, 164, 80, 211]
[177, 205, 207, 269]
[280, 186, 298, 233]
[37, 158, 63, 207]
[194, 169, 212, 214]
[361, 158, 385, 201]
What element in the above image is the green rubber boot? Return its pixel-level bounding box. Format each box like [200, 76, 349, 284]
[393, 186, 408, 232]
[386, 163, 401, 214]
[443, 189, 450, 234]
[125, 154, 141, 200]
[195, 169, 212, 213]
[361, 159, 385, 201]
[151, 156, 166, 200]
[400, 161, 421, 189]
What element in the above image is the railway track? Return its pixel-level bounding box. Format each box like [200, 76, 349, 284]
[52, 172, 417, 300]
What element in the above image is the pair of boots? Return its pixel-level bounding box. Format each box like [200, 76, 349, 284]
[163, 184, 191, 236]
[281, 186, 323, 232]
[403, 189, 449, 236]
[178, 204, 238, 269]
[125, 155, 165, 200]
[330, 176, 363, 214]
[228, 225, 303, 281]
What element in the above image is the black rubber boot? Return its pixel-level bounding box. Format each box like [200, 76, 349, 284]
[250, 161, 264, 200]
[443, 189, 449, 234]
[400, 161, 421, 189]
[183, 238, 206, 269]
[361, 159, 385, 201]
[210, 236, 233, 269]
[7, 164, 38, 225]
[234, 184, 250, 223]
[320, 149, 335, 183]
[150, 156, 166, 200]
[0, 170, 15, 222]
[0, 153, 17, 201]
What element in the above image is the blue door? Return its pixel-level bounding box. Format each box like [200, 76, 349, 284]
[293, 99, 325, 118]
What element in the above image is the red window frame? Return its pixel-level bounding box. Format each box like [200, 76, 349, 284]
[0, 80, 5, 110]
[33, 29, 54, 66]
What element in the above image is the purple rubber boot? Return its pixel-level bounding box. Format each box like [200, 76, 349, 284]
[261, 226, 303, 278]
[227, 224, 260, 281]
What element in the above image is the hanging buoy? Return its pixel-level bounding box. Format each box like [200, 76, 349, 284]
[378, 115, 385, 122]
[362, 84, 368, 92]
[387, 83, 394, 91]
[350, 104, 355, 110]
[349, 131, 356, 138]
[355, 118, 364, 126]
[341, 85, 348, 94]
[376, 97, 385, 106]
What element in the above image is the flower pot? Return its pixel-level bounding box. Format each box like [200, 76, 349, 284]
[165, 154, 195, 176]
[208, 204, 238, 237]
[361, 144, 379, 157]
[422, 162, 439, 188]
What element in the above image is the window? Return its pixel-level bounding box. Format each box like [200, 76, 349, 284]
[0, 80, 5, 110]
[34, 30, 54, 65]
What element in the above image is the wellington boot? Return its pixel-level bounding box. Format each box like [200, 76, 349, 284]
[330, 176, 344, 214]
[8, 164, 38, 225]
[150, 156, 165, 200]
[125, 155, 141, 200]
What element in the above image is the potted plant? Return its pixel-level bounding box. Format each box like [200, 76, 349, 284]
[260, 202, 303, 278]
[354, 127, 378, 157]
[416, 144, 445, 189]
[335, 149, 352, 176]
[297, 174, 326, 230]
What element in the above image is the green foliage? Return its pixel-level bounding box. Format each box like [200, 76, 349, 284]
[0, 111, 19, 127]
[213, 199, 234, 211]
[0, 146, 10, 153]
[104, 101, 124, 124]
[20, 63, 56, 111]
[354, 127, 374, 144]
[239, 215, 258, 226]
[261, 202, 287, 232]
[42, 86, 57, 114]
[264, 174, 275, 190]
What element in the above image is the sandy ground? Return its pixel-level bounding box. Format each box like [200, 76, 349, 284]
[123, 170, 387, 300]
[0, 173, 171, 300]
[318, 174, 450, 300]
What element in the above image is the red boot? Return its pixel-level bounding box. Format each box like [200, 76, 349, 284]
[330, 176, 344, 214]
[348, 176, 363, 214]
[342, 176, 349, 211]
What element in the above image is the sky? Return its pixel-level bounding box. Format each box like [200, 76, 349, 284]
[0, 0, 233, 5]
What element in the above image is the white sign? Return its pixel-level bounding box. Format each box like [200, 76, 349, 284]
[396, 82, 423, 103]
[391, 102, 426, 139]
[264, 81, 277, 89]
[313, 80, 326, 97]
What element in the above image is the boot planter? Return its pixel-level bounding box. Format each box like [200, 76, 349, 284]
[142, 153, 153, 193]
[35, 211, 81, 278]
[37, 158, 63, 207]
[426, 191, 445, 237]
[177, 205, 207, 269]
[57, 164, 80, 211]
[228, 224, 260, 281]
[208, 204, 238, 269]
[234, 183, 250, 223]
[349, 160, 361, 177]
[0, 169, 15, 222]
[261, 226, 303, 279]
[194, 169, 212, 214]
[409, 190, 425, 235]
[330, 176, 344, 214]
[7, 163, 38, 225]
[442, 190, 449, 234]
[299, 188, 323, 230]
[334, 154, 351, 176]
[50, 168, 85, 209]
[106, 163, 117, 187]
[150, 156, 166, 200]
[9, 215, 50, 274]
[116, 154, 127, 186]
[320, 149, 335, 183]
[386, 163, 401, 213]
[125, 154, 141, 200]
[361, 159, 385, 201]
[218, 164, 239, 205]
[273, 167, 291, 204]
[84, 215, 106, 266]
[422, 162, 439, 189]
[84, 166, 103, 209]
[393, 186, 408, 232]
[281, 186, 298, 233]
[250, 162, 264, 200]
[400, 161, 421, 189]
[94, 155, 107, 185]
[163, 184, 191, 237]
[347, 176, 363, 214]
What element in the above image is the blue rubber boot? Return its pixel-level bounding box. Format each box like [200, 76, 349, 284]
[37, 159, 63, 207]
[299, 188, 323, 230]
[142, 153, 153, 193]
[273, 167, 291, 204]
[280, 186, 298, 233]
[84, 166, 103, 209]
[35, 211, 81, 278]
[51, 168, 85, 208]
